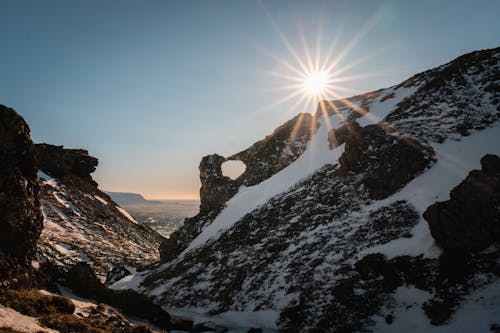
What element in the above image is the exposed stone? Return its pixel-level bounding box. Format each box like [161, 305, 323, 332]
[229, 113, 317, 187]
[338, 123, 435, 199]
[163, 114, 318, 263]
[0, 105, 43, 261]
[424, 154, 500, 252]
[64, 262, 172, 330]
[34, 143, 98, 185]
[199, 154, 238, 213]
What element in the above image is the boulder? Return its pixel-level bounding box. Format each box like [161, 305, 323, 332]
[34, 143, 98, 184]
[424, 154, 500, 251]
[339, 124, 435, 199]
[0, 105, 42, 260]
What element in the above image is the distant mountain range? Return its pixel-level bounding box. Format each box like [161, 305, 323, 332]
[105, 191, 161, 206]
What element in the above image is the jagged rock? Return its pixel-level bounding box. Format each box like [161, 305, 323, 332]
[162, 114, 317, 263]
[199, 154, 238, 213]
[229, 113, 317, 186]
[34, 143, 98, 185]
[64, 262, 172, 330]
[424, 154, 500, 251]
[338, 123, 435, 199]
[0, 105, 43, 261]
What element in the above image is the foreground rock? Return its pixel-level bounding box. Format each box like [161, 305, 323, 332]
[424, 154, 500, 251]
[0, 105, 43, 261]
[338, 122, 435, 199]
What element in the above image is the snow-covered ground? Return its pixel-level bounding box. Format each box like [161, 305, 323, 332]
[360, 124, 500, 259]
[0, 305, 59, 333]
[373, 279, 500, 332]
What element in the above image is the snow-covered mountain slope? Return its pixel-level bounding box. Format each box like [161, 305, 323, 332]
[116, 47, 500, 332]
[35, 144, 163, 280]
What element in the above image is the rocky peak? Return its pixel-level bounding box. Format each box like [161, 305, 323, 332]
[34, 143, 98, 185]
[0, 104, 42, 261]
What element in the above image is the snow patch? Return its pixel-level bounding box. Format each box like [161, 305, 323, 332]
[357, 86, 418, 127]
[116, 206, 139, 224]
[0, 305, 59, 333]
[94, 195, 108, 205]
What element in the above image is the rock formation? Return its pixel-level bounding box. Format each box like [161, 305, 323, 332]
[424, 154, 500, 251]
[34, 143, 98, 185]
[199, 154, 238, 213]
[338, 122, 435, 199]
[0, 104, 42, 261]
[229, 112, 317, 186]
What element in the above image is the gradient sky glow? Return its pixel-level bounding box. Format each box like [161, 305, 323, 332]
[1, 0, 499, 199]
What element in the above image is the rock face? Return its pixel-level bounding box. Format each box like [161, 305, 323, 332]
[424, 154, 500, 251]
[34, 143, 98, 185]
[338, 122, 435, 199]
[0, 105, 43, 261]
[160, 113, 318, 262]
[229, 113, 317, 186]
[199, 154, 238, 213]
[36, 150, 163, 279]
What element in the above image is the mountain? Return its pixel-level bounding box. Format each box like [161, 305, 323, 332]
[0, 105, 176, 332]
[112, 47, 500, 332]
[106, 191, 161, 206]
[34, 144, 164, 280]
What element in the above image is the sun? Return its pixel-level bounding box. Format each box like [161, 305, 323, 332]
[304, 70, 330, 95]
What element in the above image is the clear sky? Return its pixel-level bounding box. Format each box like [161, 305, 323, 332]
[1, 0, 499, 199]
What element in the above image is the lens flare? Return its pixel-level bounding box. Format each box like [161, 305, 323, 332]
[304, 70, 330, 95]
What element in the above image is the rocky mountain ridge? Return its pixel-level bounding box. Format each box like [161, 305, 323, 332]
[118, 47, 500, 332]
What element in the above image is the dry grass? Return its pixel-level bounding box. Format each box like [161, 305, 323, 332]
[0, 288, 155, 333]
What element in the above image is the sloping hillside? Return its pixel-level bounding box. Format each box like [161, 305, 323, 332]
[35, 144, 163, 280]
[114, 47, 500, 332]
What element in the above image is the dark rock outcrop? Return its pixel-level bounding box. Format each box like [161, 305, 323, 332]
[199, 154, 238, 213]
[229, 113, 317, 186]
[64, 262, 172, 330]
[161, 114, 318, 262]
[34, 143, 98, 185]
[424, 154, 500, 251]
[338, 123, 435, 199]
[0, 105, 43, 261]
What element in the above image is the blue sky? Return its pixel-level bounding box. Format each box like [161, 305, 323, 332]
[1, 0, 499, 199]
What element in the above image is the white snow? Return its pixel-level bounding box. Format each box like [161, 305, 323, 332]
[116, 206, 139, 224]
[183, 115, 345, 254]
[360, 124, 500, 259]
[94, 195, 108, 205]
[0, 305, 59, 333]
[357, 86, 418, 127]
[373, 280, 500, 332]
[168, 307, 279, 333]
[37, 170, 52, 180]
